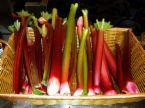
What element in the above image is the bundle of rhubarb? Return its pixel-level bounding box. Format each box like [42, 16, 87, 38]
[7, 3, 139, 96]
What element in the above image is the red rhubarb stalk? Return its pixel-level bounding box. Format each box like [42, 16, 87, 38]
[42, 23, 53, 84]
[104, 41, 117, 80]
[60, 3, 78, 95]
[24, 16, 45, 94]
[93, 29, 104, 94]
[101, 48, 117, 95]
[115, 43, 128, 93]
[34, 27, 43, 82]
[27, 16, 42, 84]
[24, 28, 40, 88]
[93, 19, 105, 94]
[122, 35, 139, 93]
[13, 16, 28, 93]
[93, 19, 113, 94]
[90, 25, 98, 55]
[38, 12, 53, 85]
[47, 17, 63, 95]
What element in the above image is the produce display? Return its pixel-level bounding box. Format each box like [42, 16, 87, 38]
[7, 3, 139, 96]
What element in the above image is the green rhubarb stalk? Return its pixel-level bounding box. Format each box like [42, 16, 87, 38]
[33, 87, 46, 95]
[68, 33, 78, 94]
[82, 10, 88, 28]
[41, 24, 49, 84]
[82, 9, 93, 95]
[39, 11, 52, 85]
[60, 3, 78, 95]
[82, 49, 88, 95]
[41, 11, 52, 21]
[52, 8, 58, 29]
[94, 19, 113, 31]
[77, 28, 88, 95]
[17, 10, 31, 17]
[8, 20, 21, 33]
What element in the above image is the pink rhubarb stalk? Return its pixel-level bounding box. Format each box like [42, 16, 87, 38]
[77, 16, 83, 39]
[101, 48, 117, 95]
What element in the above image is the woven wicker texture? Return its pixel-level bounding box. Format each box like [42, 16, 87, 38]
[0, 28, 144, 105]
[105, 28, 145, 93]
[0, 33, 15, 93]
[129, 31, 145, 92]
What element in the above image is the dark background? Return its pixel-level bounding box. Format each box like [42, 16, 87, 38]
[1, 0, 145, 36]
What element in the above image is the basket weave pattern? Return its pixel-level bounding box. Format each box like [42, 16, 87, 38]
[0, 33, 15, 93]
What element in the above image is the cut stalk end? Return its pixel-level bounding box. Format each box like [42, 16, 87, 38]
[47, 77, 60, 96]
[88, 88, 95, 96]
[73, 88, 83, 96]
[60, 82, 71, 96]
[94, 86, 101, 94]
[126, 81, 139, 94]
[104, 90, 117, 95]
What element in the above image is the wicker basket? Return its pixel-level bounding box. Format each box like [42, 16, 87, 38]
[0, 28, 145, 105]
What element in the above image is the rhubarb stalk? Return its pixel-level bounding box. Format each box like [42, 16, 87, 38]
[60, 3, 78, 95]
[90, 25, 98, 55]
[101, 48, 117, 95]
[115, 43, 129, 93]
[93, 20, 104, 94]
[73, 28, 88, 96]
[41, 23, 53, 85]
[82, 9, 94, 95]
[93, 19, 113, 94]
[73, 16, 84, 96]
[47, 17, 63, 95]
[68, 25, 77, 94]
[24, 16, 45, 94]
[104, 41, 117, 80]
[13, 11, 30, 93]
[77, 16, 83, 39]
[122, 34, 139, 93]
[38, 12, 53, 85]
[52, 8, 57, 30]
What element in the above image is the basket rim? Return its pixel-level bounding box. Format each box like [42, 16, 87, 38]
[0, 93, 145, 105]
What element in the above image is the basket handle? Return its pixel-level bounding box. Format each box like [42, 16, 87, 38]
[0, 39, 14, 55]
